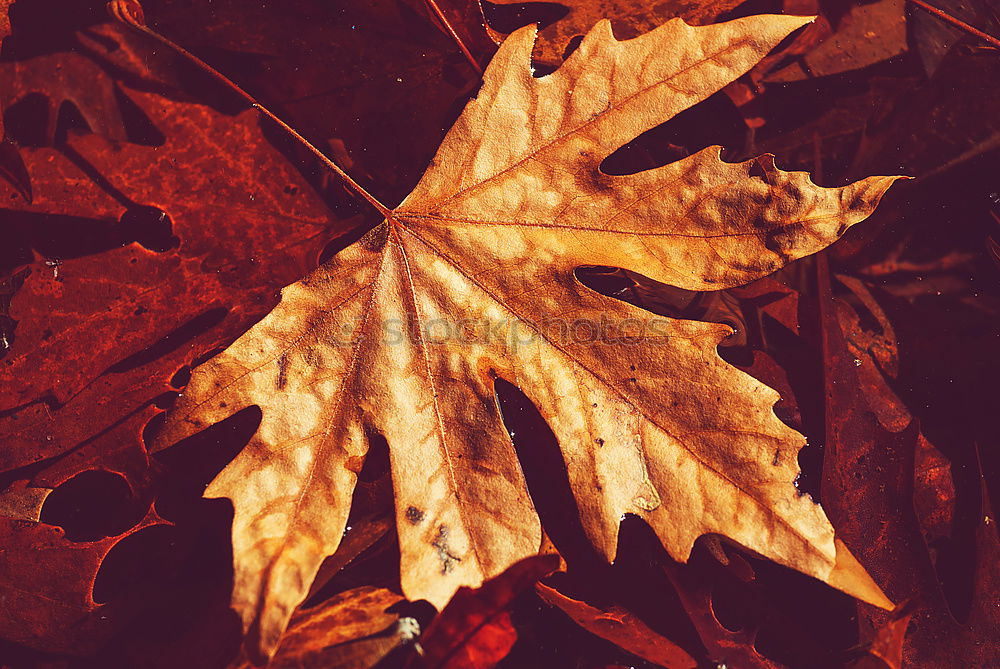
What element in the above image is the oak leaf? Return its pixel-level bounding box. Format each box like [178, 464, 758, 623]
[0, 87, 342, 488]
[157, 14, 900, 658]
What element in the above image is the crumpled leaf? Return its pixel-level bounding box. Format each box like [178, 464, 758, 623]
[157, 15, 899, 658]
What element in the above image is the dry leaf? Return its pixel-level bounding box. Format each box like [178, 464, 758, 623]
[536, 583, 697, 668]
[229, 586, 405, 669]
[157, 15, 900, 659]
[410, 555, 559, 669]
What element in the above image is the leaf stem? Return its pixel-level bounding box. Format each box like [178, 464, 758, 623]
[423, 0, 483, 75]
[107, 0, 393, 219]
[906, 0, 1000, 50]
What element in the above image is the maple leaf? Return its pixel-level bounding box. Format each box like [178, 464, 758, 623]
[156, 14, 901, 658]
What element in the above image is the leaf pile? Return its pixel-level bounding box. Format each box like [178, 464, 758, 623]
[1, 1, 998, 668]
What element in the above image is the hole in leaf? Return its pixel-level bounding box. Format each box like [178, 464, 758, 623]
[170, 365, 192, 389]
[744, 549, 860, 666]
[3, 93, 50, 147]
[39, 470, 146, 542]
[103, 307, 228, 375]
[494, 377, 606, 572]
[709, 581, 750, 632]
[0, 210, 136, 272]
[480, 1, 569, 34]
[117, 205, 179, 253]
[601, 92, 744, 176]
[93, 524, 181, 603]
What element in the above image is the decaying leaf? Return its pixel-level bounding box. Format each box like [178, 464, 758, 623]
[536, 582, 697, 668]
[230, 586, 405, 669]
[156, 15, 901, 658]
[411, 555, 559, 669]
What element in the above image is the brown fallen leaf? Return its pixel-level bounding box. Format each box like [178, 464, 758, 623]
[536, 582, 697, 668]
[0, 510, 162, 654]
[229, 586, 405, 669]
[410, 554, 559, 669]
[156, 15, 901, 659]
[0, 86, 343, 489]
[765, 0, 908, 82]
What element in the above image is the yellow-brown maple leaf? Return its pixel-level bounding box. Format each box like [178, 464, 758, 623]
[157, 14, 900, 659]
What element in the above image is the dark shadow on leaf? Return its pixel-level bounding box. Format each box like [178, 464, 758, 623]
[39, 469, 148, 542]
[103, 307, 228, 376]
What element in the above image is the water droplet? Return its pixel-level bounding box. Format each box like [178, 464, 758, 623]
[397, 616, 421, 642]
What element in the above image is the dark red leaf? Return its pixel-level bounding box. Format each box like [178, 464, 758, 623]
[412, 554, 559, 669]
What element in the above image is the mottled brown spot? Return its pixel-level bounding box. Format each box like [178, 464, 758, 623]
[405, 506, 425, 524]
[431, 525, 461, 574]
[276, 353, 288, 390]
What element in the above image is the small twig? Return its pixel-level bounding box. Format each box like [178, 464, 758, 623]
[423, 0, 483, 75]
[906, 0, 1000, 50]
[107, 0, 393, 219]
